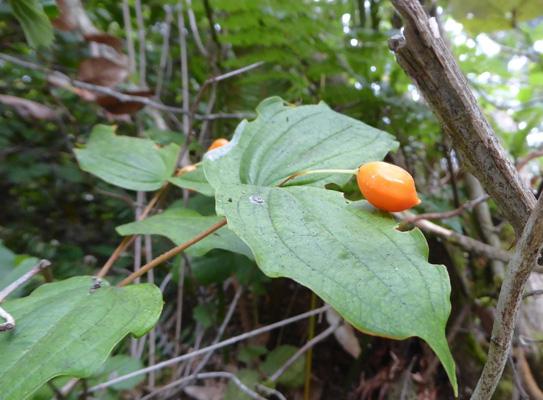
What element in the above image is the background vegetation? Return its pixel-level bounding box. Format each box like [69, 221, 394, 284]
[1, 0, 543, 398]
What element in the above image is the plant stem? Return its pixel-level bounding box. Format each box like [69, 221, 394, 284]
[278, 169, 358, 187]
[117, 218, 227, 287]
[304, 292, 317, 400]
[97, 184, 170, 279]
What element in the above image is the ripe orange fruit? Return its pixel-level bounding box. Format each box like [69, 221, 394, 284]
[207, 138, 229, 152]
[357, 161, 421, 212]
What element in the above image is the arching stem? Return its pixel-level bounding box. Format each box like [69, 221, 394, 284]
[278, 168, 358, 187]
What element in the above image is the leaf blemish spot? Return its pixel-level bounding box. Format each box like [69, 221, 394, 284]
[228, 198, 233, 202]
[249, 195, 264, 205]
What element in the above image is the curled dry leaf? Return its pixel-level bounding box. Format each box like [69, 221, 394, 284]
[0, 95, 58, 120]
[83, 33, 124, 53]
[76, 57, 128, 87]
[96, 90, 152, 115]
[50, 0, 77, 31]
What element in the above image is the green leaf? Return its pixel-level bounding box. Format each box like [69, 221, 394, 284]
[9, 0, 54, 48]
[169, 166, 215, 196]
[203, 96, 398, 189]
[0, 256, 40, 300]
[0, 276, 162, 399]
[0, 242, 41, 300]
[116, 207, 253, 259]
[260, 345, 305, 388]
[142, 128, 187, 147]
[224, 369, 260, 400]
[40, 0, 59, 18]
[191, 249, 255, 285]
[88, 355, 145, 391]
[74, 125, 180, 191]
[193, 302, 218, 329]
[237, 345, 268, 363]
[215, 184, 457, 394]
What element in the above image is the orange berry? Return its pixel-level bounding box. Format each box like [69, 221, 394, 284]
[207, 138, 229, 152]
[357, 161, 421, 212]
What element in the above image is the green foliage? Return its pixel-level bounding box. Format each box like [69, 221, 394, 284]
[216, 183, 456, 392]
[203, 97, 398, 189]
[74, 125, 180, 191]
[116, 207, 253, 258]
[224, 369, 260, 400]
[169, 166, 215, 196]
[8, 0, 54, 48]
[0, 276, 162, 399]
[260, 345, 305, 387]
[87, 355, 145, 391]
[450, 0, 543, 33]
[3, 0, 542, 397]
[191, 249, 255, 286]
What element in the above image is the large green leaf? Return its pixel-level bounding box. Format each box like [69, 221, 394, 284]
[0, 276, 162, 399]
[116, 207, 253, 259]
[203, 96, 398, 189]
[74, 125, 180, 191]
[9, 0, 54, 48]
[169, 166, 215, 196]
[215, 184, 457, 394]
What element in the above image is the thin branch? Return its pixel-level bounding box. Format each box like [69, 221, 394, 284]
[423, 304, 470, 383]
[176, 61, 264, 166]
[472, 195, 543, 399]
[388, 0, 536, 237]
[154, 5, 174, 98]
[0, 259, 51, 302]
[174, 256, 186, 357]
[176, 286, 244, 393]
[269, 317, 340, 383]
[516, 151, 543, 172]
[96, 183, 170, 279]
[0, 53, 254, 121]
[0, 259, 51, 331]
[256, 384, 287, 400]
[396, 210, 513, 263]
[134, 0, 147, 87]
[191, 286, 243, 373]
[96, 235, 135, 279]
[177, 3, 190, 137]
[116, 218, 228, 287]
[121, 0, 136, 74]
[185, 0, 208, 58]
[140, 371, 267, 400]
[0, 308, 15, 332]
[507, 355, 530, 400]
[522, 290, 543, 300]
[86, 304, 331, 392]
[403, 195, 490, 225]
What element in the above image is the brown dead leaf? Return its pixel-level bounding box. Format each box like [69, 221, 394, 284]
[83, 33, 124, 53]
[0, 95, 58, 120]
[76, 57, 128, 87]
[96, 90, 152, 114]
[51, 0, 77, 31]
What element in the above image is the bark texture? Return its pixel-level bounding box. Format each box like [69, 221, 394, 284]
[388, 0, 535, 237]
